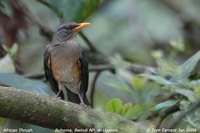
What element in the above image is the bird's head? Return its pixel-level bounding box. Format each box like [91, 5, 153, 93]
[53, 22, 90, 41]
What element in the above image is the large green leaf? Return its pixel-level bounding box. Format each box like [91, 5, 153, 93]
[0, 73, 53, 95]
[178, 51, 200, 79]
[44, 0, 100, 22]
[155, 100, 177, 111]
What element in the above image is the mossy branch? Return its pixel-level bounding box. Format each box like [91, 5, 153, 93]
[0, 86, 144, 132]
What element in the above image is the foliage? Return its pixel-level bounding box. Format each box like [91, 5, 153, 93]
[105, 48, 200, 129]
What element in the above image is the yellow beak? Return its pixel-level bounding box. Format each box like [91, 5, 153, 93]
[74, 22, 90, 31]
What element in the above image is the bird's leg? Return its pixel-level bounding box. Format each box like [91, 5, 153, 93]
[55, 90, 61, 98]
[54, 82, 63, 99]
[78, 93, 85, 105]
[78, 82, 86, 106]
[78, 93, 88, 107]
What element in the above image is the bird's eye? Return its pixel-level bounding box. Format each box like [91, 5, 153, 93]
[57, 26, 69, 31]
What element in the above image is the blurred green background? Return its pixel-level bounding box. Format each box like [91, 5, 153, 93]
[0, 0, 200, 132]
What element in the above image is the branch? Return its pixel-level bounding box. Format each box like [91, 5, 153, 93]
[0, 86, 145, 132]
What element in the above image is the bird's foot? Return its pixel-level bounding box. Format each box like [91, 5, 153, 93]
[53, 95, 61, 100]
[80, 102, 91, 108]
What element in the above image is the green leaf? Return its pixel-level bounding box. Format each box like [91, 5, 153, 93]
[0, 73, 53, 95]
[105, 98, 123, 114]
[122, 103, 132, 116]
[179, 51, 200, 79]
[131, 77, 146, 90]
[45, 0, 100, 22]
[155, 100, 177, 111]
[140, 74, 173, 86]
[129, 105, 143, 117]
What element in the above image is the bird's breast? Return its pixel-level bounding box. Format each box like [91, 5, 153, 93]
[50, 45, 81, 84]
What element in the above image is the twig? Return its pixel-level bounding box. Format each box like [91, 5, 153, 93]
[90, 64, 115, 73]
[90, 71, 102, 107]
[165, 100, 200, 130]
[128, 63, 157, 74]
[24, 71, 44, 79]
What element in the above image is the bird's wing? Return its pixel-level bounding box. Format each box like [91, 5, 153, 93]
[44, 45, 59, 94]
[79, 50, 89, 96]
[78, 50, 90, 105]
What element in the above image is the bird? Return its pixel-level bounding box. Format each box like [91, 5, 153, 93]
[44, 22, 90, 106]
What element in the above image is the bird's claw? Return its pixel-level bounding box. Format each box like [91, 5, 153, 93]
[54, 95, 61, 100]
[80, 102, 91, 108]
